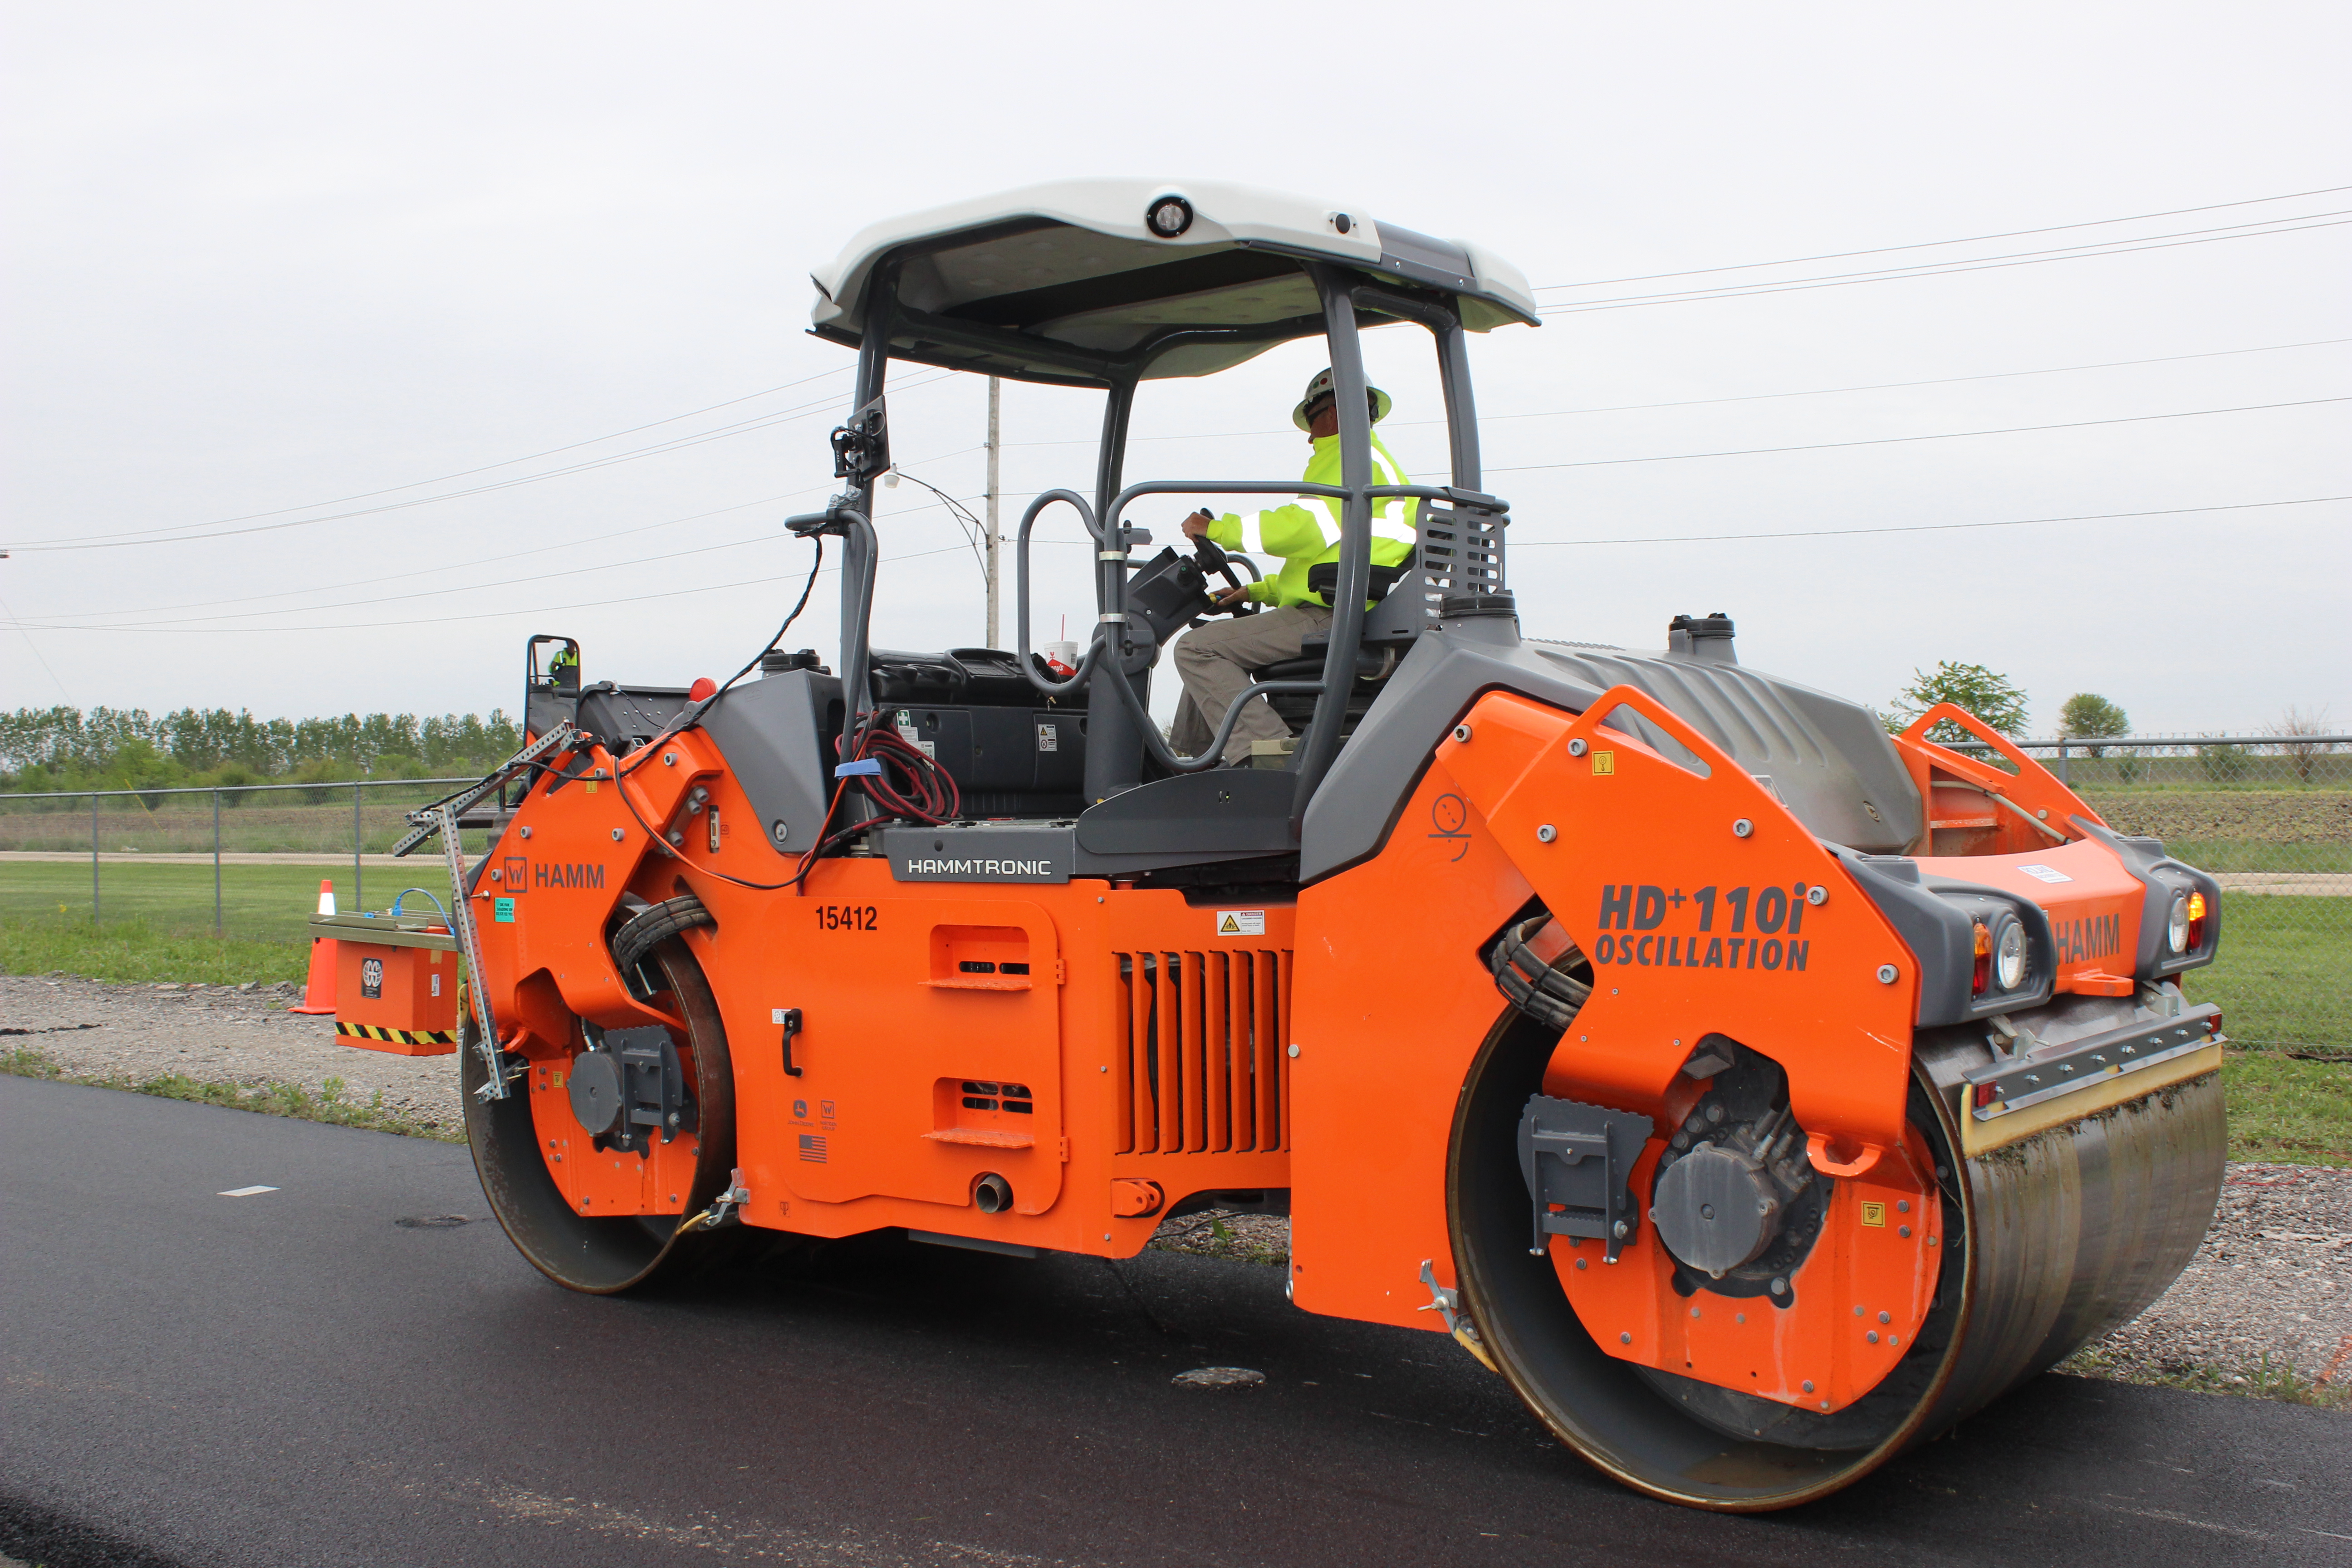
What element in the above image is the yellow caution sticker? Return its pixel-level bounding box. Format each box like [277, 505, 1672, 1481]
[1860, 1200, 1887, 1228]
[1591, 751, 1616, 775]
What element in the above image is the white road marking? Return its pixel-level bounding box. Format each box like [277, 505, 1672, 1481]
[217, 1185, 279, 1197]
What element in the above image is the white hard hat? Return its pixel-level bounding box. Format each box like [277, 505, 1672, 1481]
[1292, 368, 1392, 431]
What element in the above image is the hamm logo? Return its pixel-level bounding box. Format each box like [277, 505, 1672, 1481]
[534, 862, 607, 891]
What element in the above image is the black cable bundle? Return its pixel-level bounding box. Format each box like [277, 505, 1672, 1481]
[1490, 914, 1594, 1032]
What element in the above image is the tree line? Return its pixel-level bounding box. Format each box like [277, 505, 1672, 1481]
[0, 706, 521, 792]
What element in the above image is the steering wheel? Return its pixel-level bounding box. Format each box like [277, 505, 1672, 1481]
[1189, 528, 1259, 616]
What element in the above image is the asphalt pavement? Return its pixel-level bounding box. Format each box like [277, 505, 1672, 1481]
[3, 1076, 2346, 1568]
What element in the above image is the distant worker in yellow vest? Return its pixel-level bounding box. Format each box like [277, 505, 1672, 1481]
[1170, 368, 1418, 765]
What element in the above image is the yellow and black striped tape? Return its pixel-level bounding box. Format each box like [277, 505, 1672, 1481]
[336, 1020, 459, 1047]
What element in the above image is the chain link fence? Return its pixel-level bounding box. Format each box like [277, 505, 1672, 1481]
[0, 778, 494, 946]
[1, 733, 2343, 1047]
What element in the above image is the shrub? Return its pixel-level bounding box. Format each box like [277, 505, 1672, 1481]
[1884, 662, 2030, 740]
[2060, 693, 2131, 758]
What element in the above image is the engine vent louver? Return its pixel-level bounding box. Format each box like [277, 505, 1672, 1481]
[1113, 950, 1292, 1155]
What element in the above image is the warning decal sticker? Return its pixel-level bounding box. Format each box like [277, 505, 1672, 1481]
[2017, 864, 2073, 884]
[1216, 910, 1266, 937]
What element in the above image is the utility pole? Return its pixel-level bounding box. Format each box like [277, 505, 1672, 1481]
[985, 376, 1001, 649]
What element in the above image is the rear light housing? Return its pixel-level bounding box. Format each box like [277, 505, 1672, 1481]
[2185, 890, 2209, 951]
[1971, 921, 1992, 996]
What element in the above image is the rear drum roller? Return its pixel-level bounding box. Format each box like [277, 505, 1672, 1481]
[464, 936, 745, 1293]
[1449, 1007, 2224, 1509]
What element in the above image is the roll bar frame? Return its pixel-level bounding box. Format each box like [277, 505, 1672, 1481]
[817, 236, 1504, 826]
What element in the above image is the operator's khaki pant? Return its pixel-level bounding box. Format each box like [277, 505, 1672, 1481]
[1169, 604, 1333, 765]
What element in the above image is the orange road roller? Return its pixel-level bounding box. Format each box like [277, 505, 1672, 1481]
[387, 181, 2227, 1510]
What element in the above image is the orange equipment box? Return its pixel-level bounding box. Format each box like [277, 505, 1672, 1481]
[309, 911, 462, 1056]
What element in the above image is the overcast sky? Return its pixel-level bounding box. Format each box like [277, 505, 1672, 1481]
[3, 0, 2345, 739]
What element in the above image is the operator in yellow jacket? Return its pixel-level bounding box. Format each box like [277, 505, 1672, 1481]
[1169, 368, 1418, 765]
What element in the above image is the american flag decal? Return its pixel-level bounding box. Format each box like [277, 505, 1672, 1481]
[798, 1133, 828, 1163]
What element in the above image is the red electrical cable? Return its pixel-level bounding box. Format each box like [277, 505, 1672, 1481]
[838, 715, 962, 825]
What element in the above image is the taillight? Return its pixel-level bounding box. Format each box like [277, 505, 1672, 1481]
[1971, 921, 1992, 996]
[2185, 890, 2209, 951]
[1973, 1082, 1998, 1107]
[2206, 1009, 2223, 1036]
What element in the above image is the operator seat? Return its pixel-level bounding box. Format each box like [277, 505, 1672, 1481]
[1248, 633, 1399, 734]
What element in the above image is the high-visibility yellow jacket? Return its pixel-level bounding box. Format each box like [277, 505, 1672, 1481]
[1207, 433, 1418, 608]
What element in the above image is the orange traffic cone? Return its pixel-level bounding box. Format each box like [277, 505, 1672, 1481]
[289, 878, 339, 1015]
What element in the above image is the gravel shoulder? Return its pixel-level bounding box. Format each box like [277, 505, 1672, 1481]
[1, 972, 463, 1132]
[5, 971, 2345, 1402]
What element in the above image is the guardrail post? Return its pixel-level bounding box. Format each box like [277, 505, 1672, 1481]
[213, 788, 223, 936]
[89, 792, 99, 926]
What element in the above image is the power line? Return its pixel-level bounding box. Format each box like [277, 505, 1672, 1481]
[2, 540, 983, 636]
[0, 363, 854, 551]
[17, 343, 2343, 622]
[13, 495, 2337, 637]
[998, 336, 2352, 451]
[200, 387, 2300, 617]
[1531, 182, 2352, 290]
[1469, 337, 2352, 424]
[1509, 494, 2348, 548]
[1540, 208, 2352, 307]
[13, 524, 800, 630]
[1483, 394, 2350, 475]
[13, 445, 991, 629]
[25, 487, 840, 623]
[1, 369, 956, 554]
[1536, 215, 2352, 315]
[0, 589, 74, 701]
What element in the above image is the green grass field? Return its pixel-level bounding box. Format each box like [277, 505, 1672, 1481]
[0, 858, 456, 947]
[2184, 895, 2348, 1051]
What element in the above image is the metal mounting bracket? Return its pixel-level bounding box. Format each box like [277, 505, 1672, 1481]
[390, 720, 583, 1101]
[1518, 1095, 1656, 1263]
[1417, 1259, 1499, 1373]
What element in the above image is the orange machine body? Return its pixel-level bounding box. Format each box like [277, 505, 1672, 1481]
[456, 681, 2159, 1411]
[326, 922, 461, 1055]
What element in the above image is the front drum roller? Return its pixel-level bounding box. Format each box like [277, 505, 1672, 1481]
[462, 935, 745, 1293]
[1449, 1008, 2225, 1510]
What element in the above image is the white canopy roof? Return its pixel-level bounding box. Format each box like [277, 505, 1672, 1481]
[808, 179, 1539, 385]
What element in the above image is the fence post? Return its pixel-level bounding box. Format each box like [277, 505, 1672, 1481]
[353, 781, 363, 913]
[90, 792, 99, 926]
[2057, 735, 2069, 784]
[213, 788, 223, 936]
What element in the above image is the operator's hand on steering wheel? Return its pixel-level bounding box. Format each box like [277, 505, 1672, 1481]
[1212, 585, 1252, 611]
[1181, 508, 1215, 541]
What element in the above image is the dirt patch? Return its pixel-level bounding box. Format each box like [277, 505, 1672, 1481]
[2091, 790, 2352, 846]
